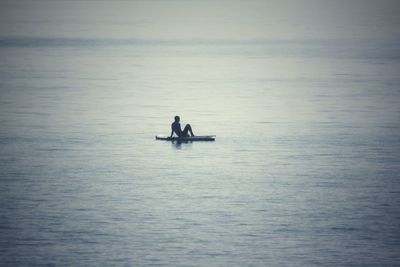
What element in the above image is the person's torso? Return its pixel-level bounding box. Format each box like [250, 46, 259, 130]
[171, 121, 182, 134]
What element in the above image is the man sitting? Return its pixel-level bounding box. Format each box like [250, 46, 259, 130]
[170, 116, 195, 138]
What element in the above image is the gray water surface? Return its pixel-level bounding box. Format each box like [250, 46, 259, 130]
[1, 1, 400, 266]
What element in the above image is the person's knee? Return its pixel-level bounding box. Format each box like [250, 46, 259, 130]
[185, 124, 191, 128]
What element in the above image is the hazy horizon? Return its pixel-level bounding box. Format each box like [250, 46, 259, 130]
[1, 0, 399, 41]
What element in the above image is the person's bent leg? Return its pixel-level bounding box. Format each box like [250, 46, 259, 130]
[183, 124, 194, 137]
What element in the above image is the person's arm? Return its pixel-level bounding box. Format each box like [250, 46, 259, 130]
[170, 130, 174, 138]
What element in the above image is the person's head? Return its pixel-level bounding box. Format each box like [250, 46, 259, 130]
[174, 115, 180, 122]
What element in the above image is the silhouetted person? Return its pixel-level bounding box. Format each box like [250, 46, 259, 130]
[170, 116, 194, 138]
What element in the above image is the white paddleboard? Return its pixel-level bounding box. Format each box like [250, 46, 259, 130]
[155, 135, 216, 141]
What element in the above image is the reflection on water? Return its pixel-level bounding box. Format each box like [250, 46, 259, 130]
[1, 39, 400, 266]
[0, 39, 399, 266]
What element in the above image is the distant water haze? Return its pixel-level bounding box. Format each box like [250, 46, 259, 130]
[0, 1, 400, 266]
[1, 0, 400, 40]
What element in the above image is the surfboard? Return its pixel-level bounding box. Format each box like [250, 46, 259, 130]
[155, 135, 216, 141]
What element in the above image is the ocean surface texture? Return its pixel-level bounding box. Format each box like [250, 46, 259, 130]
[0, 1, 399, 266]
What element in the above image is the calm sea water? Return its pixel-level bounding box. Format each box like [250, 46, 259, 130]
[1, 1, 400, 266]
